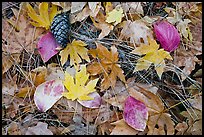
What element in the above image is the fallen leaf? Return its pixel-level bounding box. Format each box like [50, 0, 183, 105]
[2, 52, 20, 74]
[88, 2, 100, 14]
[173, 45, 199, 80]
[188, 94, 202, 111]
[70, 3, 101, 23]
[78, 92, 102, 108]
[25, 122, 53, 135]
[119, 20, 153, 45]
[131, 37, 173, 79]
[123, 96, 148, 131]
[147, 113, 175, 135]
[95, 102, 115, 125]
[63, 65, 99, 101]
[34, 79, 64, 112]
[59, 40, 90, 67]
[71, 2, 87, 13]
[121, 2, 144, 15]
[2, 8, 44, 54]
[175, 122, 188, 135]
[37, 32, 60, 62]
[102, 81, 129, 110]
[106, 5, 124, 25]
[127, 79, 175, 135]
[87, 42, 126, 90]
[153, 20, 180, 52]
[52, 2, 71, 12]
[165, 7, 193, 41]
[90, 12, 114, 39]
[27, 2, 59, 30]
[110, 119, 139, 135]
[7, 122, 22, 135]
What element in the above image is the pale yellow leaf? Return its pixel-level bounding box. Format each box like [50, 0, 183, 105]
[59, 40, 90, 67]
[106, 6, 124, 25]
[63, 65, 99, 101]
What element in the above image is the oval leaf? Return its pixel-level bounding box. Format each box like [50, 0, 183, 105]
[153, 21, 180, 52]
[34, 79, 64, 112]
[123, 96, 148, 131]
[37, 32, 60, 62]
[77, 92, 101, 108]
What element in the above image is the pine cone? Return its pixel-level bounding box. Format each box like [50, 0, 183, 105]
[50, 12, 71, 48]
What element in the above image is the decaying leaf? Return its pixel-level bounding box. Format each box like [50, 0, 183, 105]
[27, 2, 59, 30]
[127, 78, 175, 135]
[123, 96, 148, 131]
[91, 12, 114, 39]
[120, 2, 144, 15]
[87, 43, 126, 90]
[63, 65, 99, 101]
[59, 40, 90, 67]
[7, 122, 22, 135]
[70, 2, 87, 14]
[110, 119, 139, 135]
[37, 32, 60, 62]
[25, 122, 53, 135]
[106, 5, 124, 26]
[52, 2, 71, 12]
[78, 92, 102, 108]
[165, 7, 193, 41]
[2, 8, 44, 54]
[147, 113, 175, 135]
[131, 37, 173, 79]
[34, 79, 64, 112]
[102, 81, 128, 110]
[119, 20, 153, 45]
[2, 52, 20, 74]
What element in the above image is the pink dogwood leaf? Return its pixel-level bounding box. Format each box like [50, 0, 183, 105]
[77, 92, 102, 108]
[153, 20, 180, 52]
[123, 96, 148, 131]
[37, 32, 60, 62]
[34, 79, 64, 112]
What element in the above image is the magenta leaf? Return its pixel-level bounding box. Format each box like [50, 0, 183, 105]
[77, 92, 102, 108]
[37, 32, 60, 62]
[123, 96, 148, 131]
[34, 80, 64, 112]
[153, 21, 180, 52]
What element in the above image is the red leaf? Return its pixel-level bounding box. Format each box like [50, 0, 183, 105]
[153, 21, 180, 52]
[123, 96, 148, 131]
[37, 32, 60, 62]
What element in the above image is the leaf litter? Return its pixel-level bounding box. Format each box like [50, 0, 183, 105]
[2, 2, 202, 135]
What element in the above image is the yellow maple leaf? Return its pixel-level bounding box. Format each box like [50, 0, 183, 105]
[59, 40, 90, 67]
[106, 6, 124, 25]
[87, 43, 126, 90]
[131, 38, 173, 79]
[27, 2, 59, 30]
[62, 65, 99, 101]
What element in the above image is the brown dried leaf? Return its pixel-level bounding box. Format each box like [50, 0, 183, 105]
[25, 122, 53, 135]
[119, 20, 153, 45]
[87, 43, 126, 90]
[127, 78, 175, 135]
[102, 81, 128, 110]
[91, 12, 114, 39]
[2, 8, 44, 54]
[110, 119, 139, 135]
[2, 52, 20, 74]
[7, 122, 22, 135]
[120, 2, 144, 15]
[71, 2, 87, 13]
[147, 113, 175, 135]
[175, 122, 188, 135]
[173, 46, 199, 80]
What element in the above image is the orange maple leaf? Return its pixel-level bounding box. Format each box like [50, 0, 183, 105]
[87, 43, 126, 90]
